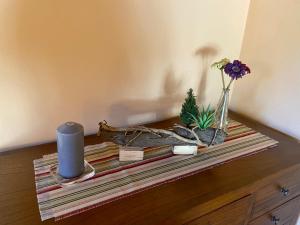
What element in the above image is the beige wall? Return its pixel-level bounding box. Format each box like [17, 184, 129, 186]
[231, 0, 300, 141]
[0, 0, 250, 151]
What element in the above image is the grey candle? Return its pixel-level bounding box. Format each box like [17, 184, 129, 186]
[57, 122, 84, 178]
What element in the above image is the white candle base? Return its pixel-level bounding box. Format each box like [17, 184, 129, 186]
[119, 146, 144, 161]
[172, 145, 198, 155]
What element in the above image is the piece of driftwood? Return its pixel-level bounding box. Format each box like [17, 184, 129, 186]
[98, 121, 206, 146]
[97, 121, 226, 148]
[173, 127, 226, 145]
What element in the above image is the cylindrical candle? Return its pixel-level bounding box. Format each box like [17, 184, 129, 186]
[57, 122, 84, 178]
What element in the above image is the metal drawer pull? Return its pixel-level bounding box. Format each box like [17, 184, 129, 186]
[280, 187, 289, 196]
[271, 215, 280, 225]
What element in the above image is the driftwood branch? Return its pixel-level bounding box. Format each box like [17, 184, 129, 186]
[126, 131, 143, 146]
[173, 123, 201, 145]
[98, 121, 207, 147]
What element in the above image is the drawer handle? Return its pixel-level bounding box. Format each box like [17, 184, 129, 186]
[271, 216, 280, 225]
[280, 187, 289, 196]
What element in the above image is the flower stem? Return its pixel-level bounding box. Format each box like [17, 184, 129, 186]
[221, 70, 226, 89]
[227, 78, 234, 90]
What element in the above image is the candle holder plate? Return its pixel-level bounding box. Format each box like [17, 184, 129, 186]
[49, 160, 95, 187]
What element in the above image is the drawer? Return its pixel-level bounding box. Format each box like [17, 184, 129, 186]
[186, 195, 253, 225]
[252, 167, 300, 219]
[249, 195, 300, 225]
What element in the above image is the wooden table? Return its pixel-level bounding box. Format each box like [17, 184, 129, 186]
[1, 112, 300, 225]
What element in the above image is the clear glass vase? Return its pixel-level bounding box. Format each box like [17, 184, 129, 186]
[214, 88, 230, 132]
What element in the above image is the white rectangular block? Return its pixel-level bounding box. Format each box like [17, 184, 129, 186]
[172, 145, 198, 155]
[119, 146, 144, 161]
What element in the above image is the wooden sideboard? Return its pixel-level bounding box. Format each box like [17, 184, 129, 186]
[1, 111, 300, 225]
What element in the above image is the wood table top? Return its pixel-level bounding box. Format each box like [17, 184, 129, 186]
[1, 111, 299, 225]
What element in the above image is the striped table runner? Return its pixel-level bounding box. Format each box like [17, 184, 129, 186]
[33, 120, 278, 221]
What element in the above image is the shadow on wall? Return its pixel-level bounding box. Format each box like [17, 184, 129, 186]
[106, 45, 220, 127]
[0, 0, 222, 150]
[108, 68, 184, 126]
[4, 1, 173, 134]
[195, 46, 218, 104]
[2, 0, 169, 149]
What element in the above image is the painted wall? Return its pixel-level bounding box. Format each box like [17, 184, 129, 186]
[230, 0, 300, 141]
[0, 0, 250, 151]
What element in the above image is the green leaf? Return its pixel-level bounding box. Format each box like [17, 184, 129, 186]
[206, 104, 210, 111]
[188, 112, 200, 128]
[203, 113, 207, 122]
[207, 112, 215, 121]
[203, 118, 213, 128]
[199, 116, 204, 126]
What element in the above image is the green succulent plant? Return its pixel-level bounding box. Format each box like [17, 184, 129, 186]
[189, 105, 215, 130]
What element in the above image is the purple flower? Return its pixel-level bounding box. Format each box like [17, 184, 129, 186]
[224, 60, 250, 79]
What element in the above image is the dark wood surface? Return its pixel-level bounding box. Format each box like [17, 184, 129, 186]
[249, 195, 300, 225]
[251, 163, 300, 219]
[186, 195, 254, 225]
[1, 111, 300, 225]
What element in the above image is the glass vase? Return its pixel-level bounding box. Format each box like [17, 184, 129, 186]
[214, 88, 230, 132]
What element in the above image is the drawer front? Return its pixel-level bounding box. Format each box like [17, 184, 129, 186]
[252, 167, 300, 219]
[249, 195, 300, 225]
[186, 195, 253, 225]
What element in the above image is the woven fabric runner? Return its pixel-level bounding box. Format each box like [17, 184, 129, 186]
[33, 120, 278, 221]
